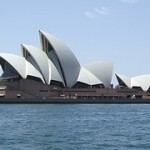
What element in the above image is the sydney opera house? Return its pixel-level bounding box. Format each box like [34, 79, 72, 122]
[116, 74, 150, 92]
[0, 30, 114, 99]
[0, 30, 150, 101]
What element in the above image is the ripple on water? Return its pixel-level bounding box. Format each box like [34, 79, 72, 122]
[0, 104, 150, 150]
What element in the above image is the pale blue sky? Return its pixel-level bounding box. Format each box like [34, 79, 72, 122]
[0, 0, 150, 85]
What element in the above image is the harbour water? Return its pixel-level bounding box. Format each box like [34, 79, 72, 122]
[0, 104, 150, 150]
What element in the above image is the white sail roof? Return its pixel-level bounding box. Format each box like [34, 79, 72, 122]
[22, 44, 64, 85]
[116, 73, 150, 91]
[0, 53, 44, 83]
[0, 30, 114, 89]
[39, 30, 81, 87]
[77, 67, 103, 85]
[132, 75, 150, 91]
[115, 74, 131, 88]
[84, 61, 113, 87]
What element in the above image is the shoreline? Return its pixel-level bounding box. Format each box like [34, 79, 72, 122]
[0, 98, 150, 104]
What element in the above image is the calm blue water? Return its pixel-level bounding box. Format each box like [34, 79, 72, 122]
[0, 104, 150, 150]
